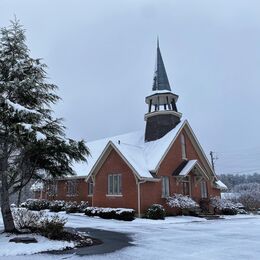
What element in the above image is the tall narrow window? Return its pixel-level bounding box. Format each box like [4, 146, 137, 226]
[200, 180, 208, 198]
[181, 133, 187, 160]
[108, 174, 122, 195]
[162, 176, 170, 198]
[88, 180, 93, 196]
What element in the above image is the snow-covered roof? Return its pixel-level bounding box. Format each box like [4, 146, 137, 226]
[178, 160, 197, 176]
[73, 120, 186, 179]
[30, 180, 44, 192]
[215, 180, 228, 190]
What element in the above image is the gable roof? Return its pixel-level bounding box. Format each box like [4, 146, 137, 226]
[73, 119, 216, 181]
[73, 120, 185, 178]
[172, 159, 210, 180]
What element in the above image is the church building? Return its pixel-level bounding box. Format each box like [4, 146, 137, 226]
[34, 42, 226, 216]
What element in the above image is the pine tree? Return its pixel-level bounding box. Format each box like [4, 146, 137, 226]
[0, 19, 89, 232]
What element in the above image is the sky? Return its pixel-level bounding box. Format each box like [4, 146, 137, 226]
[1, 0, 260, 175]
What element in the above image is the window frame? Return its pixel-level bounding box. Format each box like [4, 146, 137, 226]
[107, 174, 122, 196]
[200, 179, 208, 199]
[66, 180, 78, 197]
[88, 180, 94, 196]
[161, 176, 170, 198]
[47, 180, 58, 196]
[181, 133, 187, 160]
[182, 176, 190, 196]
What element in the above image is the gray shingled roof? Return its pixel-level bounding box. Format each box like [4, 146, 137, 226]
[152, 40, 171, 91]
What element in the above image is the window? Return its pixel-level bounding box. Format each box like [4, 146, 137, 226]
[67, 180, 78, 196]
[200, 180, 208, 198]
[47, 181, 58, 196]
[182, 177, 190, 196]
[162, 176, 170, 197]
[181, 133, 187, 160]
[108, 174, 122, 195]
[88, 180, 94, 196]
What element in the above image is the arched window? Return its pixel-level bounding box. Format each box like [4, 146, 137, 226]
[181, 133, 187, 160]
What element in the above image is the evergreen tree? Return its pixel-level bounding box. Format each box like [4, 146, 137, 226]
[0, 19, 89, 232]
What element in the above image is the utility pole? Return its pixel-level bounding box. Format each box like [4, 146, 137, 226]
[210, 151, 218, 173]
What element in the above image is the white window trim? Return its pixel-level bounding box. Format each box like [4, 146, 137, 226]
[161, 176, 170, 198]
[200, 180, 208, 199]
[182, 176, 191, 196]
[66, 180, 78, 197]
[107, 173, 122, 196]
[106, 194, 123, 197]
[88, 181, 94, 196]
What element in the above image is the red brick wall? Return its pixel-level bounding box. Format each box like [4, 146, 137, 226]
[35, 179, 92, 205]
[140, 128, 220, 214]
[35, 127, 220, 215]
[92, 149, 138, 211]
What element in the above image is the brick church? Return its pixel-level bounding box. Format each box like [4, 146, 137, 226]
[34, 42, 226, 216]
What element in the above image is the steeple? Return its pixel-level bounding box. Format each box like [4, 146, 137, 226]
[153, 39, 171, 91]
[144, 41, 182, 142]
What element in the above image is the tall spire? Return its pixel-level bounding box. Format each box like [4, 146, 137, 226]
[152, 39, 171, 91]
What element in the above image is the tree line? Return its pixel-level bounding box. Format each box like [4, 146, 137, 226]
[218, 172, 260, 191]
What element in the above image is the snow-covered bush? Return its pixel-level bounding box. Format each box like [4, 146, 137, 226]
[13, 208, 45, 230]
[20, 199, 50, 211]
[39, 215, 67, 239]
[12, 208, 67, 239]
[145, 204, 165, 220]
[49, 200, 66, 212]
[167, 194, 199, 209]
[85, 207, 135, 221]
[77, 201, 89, 213]
[233, 183, 260, 211]
[65, 201, 79, 213]
[210, 197, 241, 215]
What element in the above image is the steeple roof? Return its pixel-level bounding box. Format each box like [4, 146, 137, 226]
[152, 39, 171, 91]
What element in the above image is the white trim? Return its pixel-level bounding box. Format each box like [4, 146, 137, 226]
[144, 110, 182, 121]
[106, 194, 123, 197]
[154, 120, 215, 179]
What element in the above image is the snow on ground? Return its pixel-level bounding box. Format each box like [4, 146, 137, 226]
[0, 233, 74, 256]
[1, 212, 260, 259]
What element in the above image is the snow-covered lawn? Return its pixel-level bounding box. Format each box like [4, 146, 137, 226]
[1, 212, 260, 259]
[0, 233, 74, 256]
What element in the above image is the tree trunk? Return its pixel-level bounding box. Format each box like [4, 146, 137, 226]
[17, 186, 22, 206]
[0, 157, 17, 233]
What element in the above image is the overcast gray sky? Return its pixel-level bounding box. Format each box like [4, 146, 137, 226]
[1, 0, 260, 175]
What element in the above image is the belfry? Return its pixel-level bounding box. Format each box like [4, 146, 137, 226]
[145, 40, 182, 142]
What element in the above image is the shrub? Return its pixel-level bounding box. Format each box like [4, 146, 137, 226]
[65, 201, 79, 214]
[145, 204, 165, 220]
[85, 207, 135, 221]
[78, 201, 89, 213]
[166, 194, 200, 216]
[49, 200, 66, 212]
[20, 199, 50, 211]
[39, 215, 67, 239]
[13, 208, 45, 231]
[210, 196, 242, 215]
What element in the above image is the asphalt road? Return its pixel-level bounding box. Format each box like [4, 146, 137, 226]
[48, 227, 134, 256]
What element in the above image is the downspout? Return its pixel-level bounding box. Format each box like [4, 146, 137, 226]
[137, 179, 146, 218]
